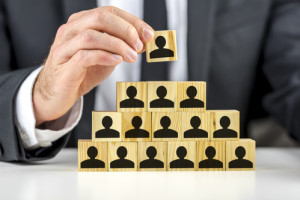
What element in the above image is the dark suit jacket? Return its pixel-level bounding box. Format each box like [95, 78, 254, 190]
[1, 0, 300, 161]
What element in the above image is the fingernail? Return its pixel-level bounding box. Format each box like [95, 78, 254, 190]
[135, 39, 143, 52]
[112, 54, 122, 62]
[143, 27, 154, 40]
[129, 49, 137, 61]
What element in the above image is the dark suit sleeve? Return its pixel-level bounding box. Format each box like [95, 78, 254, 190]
[262, 0, 300, 141]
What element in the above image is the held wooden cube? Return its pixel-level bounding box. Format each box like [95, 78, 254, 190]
[122, 112, 152, 142]
[146, 30, 177, 62]
[108, 142, 137, 171]
[92, 111, 122, 142]
[177, 82, 206, 112]
[168, 142, 197, 171]
[138, 142, 167, 171]
[226, 139, 255, 171]
[152, 112, 181, 142]
[78, 140, 108, 172]
[148, 81, 177, 112]
[181, 112, 210, 141]
[210, 110, 240, 141]
[197, 141, 225, 171]
[116, 82, 147, 112]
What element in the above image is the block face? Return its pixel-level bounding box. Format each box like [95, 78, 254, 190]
[148, 81, 177, 112]
[108, 142, 137, 171]
[92, 112, 122, 142]
[78, 140, 108, 172]
[116, 82, 147, 112]
[122, 112, 152, 142]
[210, 110, 240, 141]
[177, 82, 206, 112]
[168, 142, 197, 171]
[146, 30, 177, 62]
[138, 142, 167, 171]
[181, 112, 210, 141]
[226, 139, 255, 171]
[152, 112, 181, 141]
[197, 141, 225, 171]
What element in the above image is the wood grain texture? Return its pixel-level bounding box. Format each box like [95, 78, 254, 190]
[92, 111, 122, 142]
[146, 30, 177, 62]
[78, 140, 108, 172]
[116, 82, 147, 112]
[226, 139, 255, 171]
[138, 142, 167, 171]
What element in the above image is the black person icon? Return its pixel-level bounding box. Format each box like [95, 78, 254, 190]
[154, 116, 178, 138]
[229, 146, 253, 168]
[213, 116, 238, 138]
[199, 146, 223, 168]
[150, 36, 174, 59]
[170, 146, 194, 168]
[184, 116, 208, 138]
[96, 116, 120, 138]
[81, 146, 105, 168]
[180, 86, 204, 108]
[125, 116, 149, 138]
[150, 86, 174, 108]
[110, 146, 135, 168]
[120, 86, 144, 108]
[140, 146, 164, 168]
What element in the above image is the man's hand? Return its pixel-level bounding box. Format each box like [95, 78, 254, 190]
[33, 7, 154, 126]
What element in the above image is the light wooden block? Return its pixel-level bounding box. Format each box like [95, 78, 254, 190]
[182, 112, 210, 141]
[210, 110, 240, 141]
[92, 111, 122, 142]
[122, 112, 152, 142]
[168, 142, 197, 171]
[116, 82, 147, 112]
[177, 82, 206, 112]
[197, 141, 225, 171]
[146, 30, 177, 62]
[226, 139, 255, 171]
[108, 142, 137, 171]
[138, 142, 167, 171]
[78, 140, 108, 172]
[152, 112, 181, 141]
[148, 81, 177, 112]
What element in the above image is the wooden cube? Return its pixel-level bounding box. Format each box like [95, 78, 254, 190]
[92, 111, 122, 142]
[122, 112, 152, 142]
[197, 141, 225, 171]
[152, 112, 181, 141]
[78, 140, 108, 172]
[116, 82, 147, 112]
[108, 142, 137, 171]
[210, 110, 240, 141]
[168, 142, 197, 171]
[177, 82, 206, 112]
[148, 81, 177, 112]
[138, 142, 167, 171]
[181, 112, 210, 141]
[146, 30, 177, 62]
[226, 139, 255, 171]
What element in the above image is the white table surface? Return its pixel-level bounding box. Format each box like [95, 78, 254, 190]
[1, 148, 300, 200]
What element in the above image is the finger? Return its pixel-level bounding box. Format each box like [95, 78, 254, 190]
[67, 10, 91, 23]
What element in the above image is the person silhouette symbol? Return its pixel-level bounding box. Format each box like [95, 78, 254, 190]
[170, 146, 194, 168]
[180, 86, 204, 108]
[229, 146, 253, 168]
[81, 146, 105, 168]
[150, 86, 174, 108]
[110, 146, 135, 168]
[125, 116, 149, 138]
[154, 116, 178, 138]
[184, 116, 208, 138]
[213, 116, 238, 138]
[120, 86, 144, 108]
[140, 146, 164, 168]
[96, 116, 120, 138]
[150, 36, 174, 59]
[198, 146, 223, 168]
